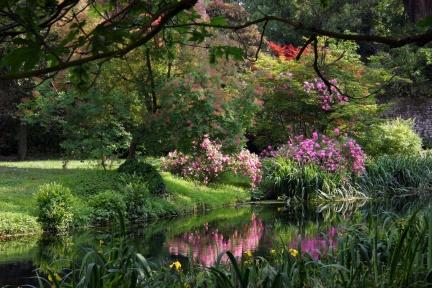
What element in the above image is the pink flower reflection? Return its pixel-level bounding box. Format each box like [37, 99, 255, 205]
[167, 214, 265, 266]
[288, 227, 337, 260]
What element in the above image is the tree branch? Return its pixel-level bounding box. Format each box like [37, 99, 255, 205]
[0, 0, 199, 80]
[168, 15, 432, 47]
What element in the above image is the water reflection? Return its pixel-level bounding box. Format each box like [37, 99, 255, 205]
[2, 199, 429, 286]
[289, 227, 337, 259]
[168, 214, 265, 266]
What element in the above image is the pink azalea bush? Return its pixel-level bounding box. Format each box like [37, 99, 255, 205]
[304, 79, 349, 111]
[231, 149, 262, 187]
[162, 135, 262, 186]
[261, 130, 365, 175]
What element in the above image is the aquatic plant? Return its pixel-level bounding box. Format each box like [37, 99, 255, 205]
[34, 211, 432, 288]
[361, 154, 432, 196]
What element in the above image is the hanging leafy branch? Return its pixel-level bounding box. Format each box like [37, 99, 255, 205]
[1, 0, 432, 81]
[0, 0, 200, 80]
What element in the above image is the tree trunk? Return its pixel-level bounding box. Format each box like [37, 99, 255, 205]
[127, 137, 138, 159]
[403, 0, 432, 22]
[17, 121, 27, 160]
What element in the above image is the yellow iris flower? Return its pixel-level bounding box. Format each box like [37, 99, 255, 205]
[170, 260, 182, 270]
[288, 248, 299, 257]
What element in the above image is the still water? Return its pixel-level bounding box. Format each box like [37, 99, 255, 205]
[0, 199, 426, 287]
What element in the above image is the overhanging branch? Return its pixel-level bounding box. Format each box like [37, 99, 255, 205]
[0, 0, 198, 80]
[169, 15, 432, 47]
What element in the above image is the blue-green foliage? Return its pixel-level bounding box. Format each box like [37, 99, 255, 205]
[35, 183, 74, 234]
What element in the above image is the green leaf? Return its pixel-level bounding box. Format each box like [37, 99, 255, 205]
[320, 0, 331, 8]
[189, 27, 213, 43]
[0, 42, 42, 72]
[210, 15, 228, 26]
[209, 46, 244, 64]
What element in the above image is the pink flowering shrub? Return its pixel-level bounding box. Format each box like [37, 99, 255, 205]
[262, 130, 365, 176]
[231, 149, 262, 187]
[162, 135, 262, 186]
[162, 135, 230, 184]
[260, 145, 278, 158]
[304, 79, 349, 111]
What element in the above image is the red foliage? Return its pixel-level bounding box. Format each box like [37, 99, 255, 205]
[267, 41, 309, 61]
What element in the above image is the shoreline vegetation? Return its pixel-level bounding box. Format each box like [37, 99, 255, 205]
[2, 151, 432, 240]
[0, 160, 249, 240]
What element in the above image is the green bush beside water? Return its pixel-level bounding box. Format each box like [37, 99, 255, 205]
[0, 212, 41, 238]
[88, 190, 127, 226]
[259, 157, 344, 201]
[361, 154, 432, 196]
[118, 159, 166, 195]
[35, 183, 74, 234]
[362, 118, 422, 157]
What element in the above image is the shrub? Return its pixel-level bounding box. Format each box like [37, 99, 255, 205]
[162, 135, 230, 184]
[304, 78, 349, 111]
[119, 176, 150, 223]
[0, 212, 41, 238]
[259, 157, 343, 200]
[35, 182, 74, 234]
[264, 131, 365, 176]
[118, 159, 166, 195]
[70, 197, 92, 228]
[361, 154, 432, 196]
[162, 135, 262, 186]
[230, 149, 262, 187]
[363, 118, 422, 157]
[88, 191, 126, 226]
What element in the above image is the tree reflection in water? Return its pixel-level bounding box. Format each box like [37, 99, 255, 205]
[168, 214, 265, 266]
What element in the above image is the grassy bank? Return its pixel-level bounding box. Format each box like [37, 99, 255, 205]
[0, 160, 249, 239]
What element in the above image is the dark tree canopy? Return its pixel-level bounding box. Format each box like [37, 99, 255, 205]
[0, 0, 432, 81]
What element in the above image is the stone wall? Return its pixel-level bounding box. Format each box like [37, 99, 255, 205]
[383, 97, 432, 143]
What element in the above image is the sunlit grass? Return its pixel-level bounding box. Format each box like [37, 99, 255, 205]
[0, 160, 250, 238]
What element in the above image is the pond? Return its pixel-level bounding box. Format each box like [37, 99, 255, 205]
[0, 198, 429, 287]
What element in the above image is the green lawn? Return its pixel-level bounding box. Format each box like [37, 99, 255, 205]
[0, 160, 250, 238]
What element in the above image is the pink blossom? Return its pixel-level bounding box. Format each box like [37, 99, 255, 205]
[304, 79, 349, 111]
[162, 135, 262, 186]
[265, 132, 365, 175]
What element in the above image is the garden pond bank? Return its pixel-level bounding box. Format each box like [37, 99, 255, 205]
[1, 198, 429, 286]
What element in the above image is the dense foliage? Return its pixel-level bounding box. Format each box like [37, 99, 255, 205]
[361, 153, 432, 195]
[162, 135, 262, 186]
[3, 0, 432, 286]
[248, 39, 387, 150]
[35, 183, 74, 234]
[88, 190, 127, 226]
[362, 118, 422, 156]
[118, 159, 166, 195]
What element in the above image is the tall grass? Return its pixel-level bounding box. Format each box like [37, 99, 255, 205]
[259, 157, 365, 202]
[361, 154, 432, 196]
[33, 210, 432, 287]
